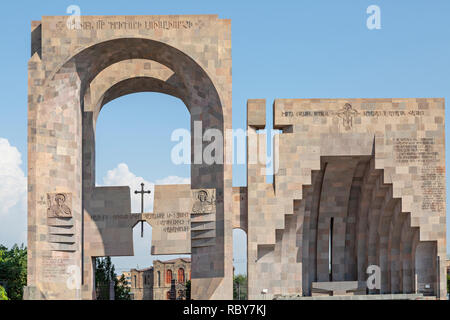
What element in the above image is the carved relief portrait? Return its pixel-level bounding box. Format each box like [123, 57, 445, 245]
[192, 189, 216, 214]
[47, 193, 72, 218]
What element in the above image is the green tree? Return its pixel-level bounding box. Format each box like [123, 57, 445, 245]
[185, 280, 191, 300]
[115, 274, 131, 300]
[0, 285, 8, 300]
[95, 257, 130, 300]
[233, 274, 247, 300]
[0, 244, 27, 300]
[447, 274, 449, 295]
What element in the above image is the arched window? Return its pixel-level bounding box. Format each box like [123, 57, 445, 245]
[166, 269, 172, 284]
[178, 268, 185, 283]
[134, 275, 137, 288]
[157, 271, 161, 287]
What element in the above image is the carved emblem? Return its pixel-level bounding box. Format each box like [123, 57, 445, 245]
[192, 190, 216, 214]
[336, 103, 359, 130]
[47, 193, 72, 218]
[55, 21, 66, 31]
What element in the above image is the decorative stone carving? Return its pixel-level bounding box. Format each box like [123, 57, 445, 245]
[336, 103, 359, 130]
[47, 193, 72, 218]
[192, 189, 216, 214]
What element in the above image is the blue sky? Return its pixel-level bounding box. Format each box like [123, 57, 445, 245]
[0, 0, 450, 275]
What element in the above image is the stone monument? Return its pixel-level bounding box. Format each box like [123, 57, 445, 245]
[26, 14, 446, 300]
[244, 98, 447, 299]
[26, 14, 232, 300]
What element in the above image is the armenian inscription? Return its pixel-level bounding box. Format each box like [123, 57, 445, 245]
[144, 212, 190, 233]
[56, 19, 195, 31]
[393, 137, 444, 213]
[280, 106, 425, 119]
[419, 167, 445, 212]
[42, 256, 70, 281]
[394, 138, 438, 163]
[147, 210, 191, 255]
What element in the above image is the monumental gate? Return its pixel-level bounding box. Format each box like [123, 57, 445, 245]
[26, 15, 447, 300]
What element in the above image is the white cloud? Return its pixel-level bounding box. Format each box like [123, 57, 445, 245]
[155, 175, 190, 185]
[101, 163, 190, 213]
[102, 163, 154, 213]
[0, 138, 27, 247]
[0, 138, 26, 215]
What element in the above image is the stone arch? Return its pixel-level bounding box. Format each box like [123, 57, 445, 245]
[410, 228, 420, 292]
[400, 214, 417, 293]
[82, 73, 187, 192]
[316, 157, 360, 282]
[355, 158, 380, 282]
[387, 201, 407, 293]
[178, 268, 185, 283]
[376, 184, 396, 293]
[166, 269, 173, 284]
[415, 241, 438, 295]
[287, 152, 435, 297]
[71, 39, 226, 300]
[305, 167, 326, 295]
[366, 174, 386, 292]
[29, 33, 231, 300]
[43, 37, 225, 165]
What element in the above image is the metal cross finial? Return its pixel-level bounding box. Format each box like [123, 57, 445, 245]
[134, 182, 151, 237]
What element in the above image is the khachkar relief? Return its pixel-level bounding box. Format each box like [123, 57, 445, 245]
[47, 193, 72, 218]
[192, 189, 216, 214]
